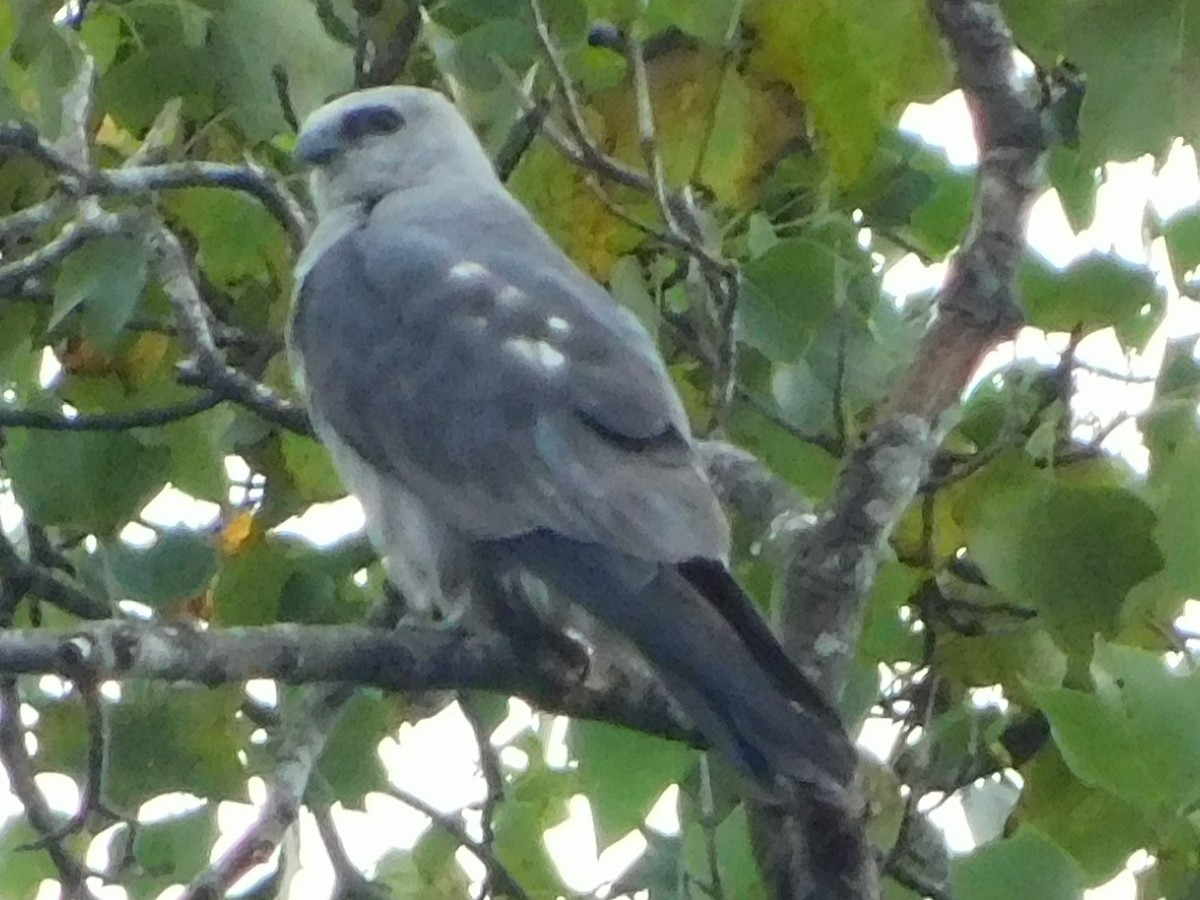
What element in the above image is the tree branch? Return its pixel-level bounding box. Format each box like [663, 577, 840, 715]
[144, 220, 314, 436]
[742, 2, 1049, 898]
[0, 620, 700, 747]
[0, 392, 222, 431]
[98, 163, 309, 252]
[0, 528, 113, 621]
[383, 784, 532, 900]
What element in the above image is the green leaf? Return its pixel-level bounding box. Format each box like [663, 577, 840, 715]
[34, 694, 89, 775]
[318, 691, 405, 808]
[1019, 252, 1165, 349]
[724, 401, 840, 501]
[79, 7, 122, 72]
[1034, 641, 1200, 816]
[53, 236, 150, 350]
[0, 817, 83, 899]
[102, 528, 219, 608]
[4, 429, 170, 534]
[1066, 0, 1200, 164]
[99, 2, 216, 134]
[1048, 147, 1098, 233]
[108, 686, 246, 806]
[1149, 442, 1200, 594]
[279, 432, 346, 503]
[857, 561, 924, 666]
[644, 0, 736, 44]
[956, 362, 1058, 450]
[1141, 336, 1200, 466]
[937, 627, 1067, 706]
[209, 0, 354, 139]
[739, 227, 871, 362]
[745, 0, 949, 185]
[0, 1, 16, 57]
[212, 535, 295, 626]
[376, 829, 472, 898]
[1162, 205, 1200, 284]
[129, 805, 219, 899]
[1015, 748, 1152, 882]
[168, 188, 287, 286]
[0, 301, 42, 387]
[105, 685, 246, 807]
[952, 829, 1084, 900]
[1001, 0, 1068, 65]
[570, 720, 696, 845]
[954, 453, 1163, 657]
[152, 405, 235, 503]
[855, 131, 973, 259]
[40, 686, 246, 809]
[493, 768, 574, 898]
[682, 804, 768, 900]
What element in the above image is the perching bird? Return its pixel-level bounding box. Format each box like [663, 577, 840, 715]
[289, 86, 855, 801]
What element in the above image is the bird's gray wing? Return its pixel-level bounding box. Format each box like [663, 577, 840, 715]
[291, 186, 728, 564]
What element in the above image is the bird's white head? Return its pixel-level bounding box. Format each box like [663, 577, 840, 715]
[295, 86, 496, 215]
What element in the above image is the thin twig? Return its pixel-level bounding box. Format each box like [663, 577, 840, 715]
[17, 680, 118, 851]
[0, 196, 72, 244]
[0, 208, 141, 296]
[1073, 359, 1157, 383]
[383, 784, 532, 900]
[457, 695, 505, 873]
[627, 34, 686, 241]
[98, 163, 309, 251]
[0, 678, 99, 898]
[0, 392, 222, 431]
[312, 801, 389, 900]
[0, 527, 112, 620]
[144, 220, 313, 436]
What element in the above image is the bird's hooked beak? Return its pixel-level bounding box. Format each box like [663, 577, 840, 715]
[294, 123, 341, 166]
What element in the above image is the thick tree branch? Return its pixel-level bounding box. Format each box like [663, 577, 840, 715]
[744, 2, 1048, 898]
[785, 0, 1042, 703]
[0, 620, 700, 747]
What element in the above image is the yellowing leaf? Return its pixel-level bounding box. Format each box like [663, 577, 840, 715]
[217, 511, 261, 557]
[744, 0, 949, 185]
[507, 140, 633, 278]
[116, 332, 172, 384]
[592, 48, 803, 207]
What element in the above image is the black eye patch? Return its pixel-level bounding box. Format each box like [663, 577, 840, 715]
[339, 105, 405, 142]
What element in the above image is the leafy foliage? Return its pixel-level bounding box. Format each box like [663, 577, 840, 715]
[0, 0, 1196, 898]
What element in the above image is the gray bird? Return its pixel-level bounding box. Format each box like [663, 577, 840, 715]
[289, 85, 854, 800]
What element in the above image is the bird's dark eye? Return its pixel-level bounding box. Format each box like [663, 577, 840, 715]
[339, 105, 405, 142]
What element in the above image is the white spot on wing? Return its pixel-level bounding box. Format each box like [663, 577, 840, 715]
[498, 285, 524, 306]
[547, 316, 571, 334]
[505, 337, 566, 371]
[449, 261, 487, 281]
[463, 315, 489, 331]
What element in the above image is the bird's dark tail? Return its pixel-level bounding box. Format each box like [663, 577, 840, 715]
[487, 531, 857, 800]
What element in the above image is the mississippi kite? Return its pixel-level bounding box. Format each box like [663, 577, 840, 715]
[289, 86, 854, 799]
